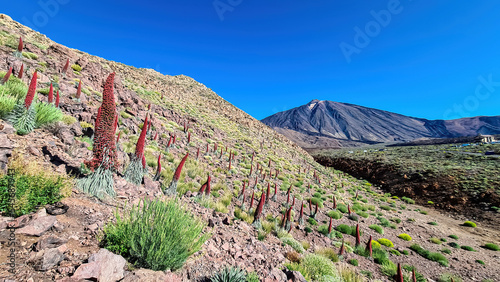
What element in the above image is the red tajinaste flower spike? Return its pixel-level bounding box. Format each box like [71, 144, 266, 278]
[48, 83, 54, 103]
[314, 202, 318, 215]
[199, 183, 207, 194]
[156, 153, 162, 173]
[167, 135, 172, 148]
[339, 240, 345, 255]
[147, 104, 151, 111]
[396, 263, 403, 282]
[187, 132, 191, 143]
[55, 90, 60, 107]
[239, 182, 246, 200]
[116, 131, 121, 143]
[274, 183, 277, 195]
[254, 176, 258, 187]
[1, 67, 13, 84]
[18, 64, 24, 79]
[172, 134, 176, 144]
[153, 132, 158, 141]
[249, 164, 253, 176]
[241, 193, 246, 209]
[281, 213, 286, 228]
[17, 37, 23, 52]
[142, 155, 146, 169]
[76, 80, 82, 99]
[173, 152, 189, 182]
[286, 191, 290, 205]
[412, 269, 417, 282]
[24, 71, 37, 109]
[366, 235, 373, 257]
[309, 198, 312, 214]
[219, 147, 223, 158]
[214, 143, 217, 151]
[206, 143, 209, 153]
[348, 204, 352, 215]
[62, 59, 69, 75]
[86, 73, 118, 171]
[135, 114, 149, 159]
[251, 152, 255, 163]
[205, 175, 212, 195]
[196, 147, 200, 159]
[268, 159, 271, 167]
[292, 196, 295, 207]
[252, 191, 266, 226]
[355, 224, 361, 246]
[249, 191, 255, 209]
[328, 217, 333, 234]
[228, 156, 232, 170]
[355, 190, 359, 199]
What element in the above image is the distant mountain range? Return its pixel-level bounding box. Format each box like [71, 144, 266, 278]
[261, 100, 500, 149]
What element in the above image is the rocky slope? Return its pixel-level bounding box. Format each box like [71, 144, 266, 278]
[0, 14, 499, 282]
[261, 99, 500, 149]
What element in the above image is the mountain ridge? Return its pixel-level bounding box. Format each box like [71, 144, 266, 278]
[261, 99, 500, 149]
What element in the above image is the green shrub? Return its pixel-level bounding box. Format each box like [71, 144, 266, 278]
[476, 260, 485, 265]
[429, 237, 442, 244]
[301, 254, 340, 281]
[336, 224, 352, 235]
[327, 210, 342, 219]
[377, 238, 394, 248]
[402, 250, 409, 255]
[0, 151, 71, 216]
[448, 234, 458, 240]
[281, 237, 305, 254]
[401, 196, 415, 204]
[398, 233, 412, 241]
[348, 259, 358, 266]
[337, 203, 348, 213]
[369, 224, 383, 234]
[211, 267, 246, 282]
[463, 221, 476, 227]
[410, 244, 449, 266]
[448, 242, 460, 249]
[71, 64, 82, 72]
[441, 248, 451, 254]
[484, 243, 499, 251]
[428, 221, 438, 225]
[62, 114, 77, 125]
[245, 271, 259, 282]
[389, 249, 401, 256]
[307, 217, 318, 225]
[22, 52, 38, 60]
[102, 198, 210, 271]
[438, 273, 463, 282]
[315, 247, 339, 263]
[372, 248, 389, 264]
[379, 205, 391, 211]
[461, 245, 475, 251]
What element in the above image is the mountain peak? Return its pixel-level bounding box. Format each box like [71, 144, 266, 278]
[261, 100, 500, 149]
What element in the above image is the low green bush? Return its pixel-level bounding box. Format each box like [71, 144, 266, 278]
[410, 244, 449, 266]
[369, 224, 384, 234]
[377, 238, 394, 248]
[463, 221, 476, 227]
[327, 210, 342, 219]
[484, 243, 499, 251]
[398, 233, 412, 241]
[348, 259, 358, 266]
[102, 198, 210, 271]
[448, 234, 459, 240]
[461, 245, 475, 251]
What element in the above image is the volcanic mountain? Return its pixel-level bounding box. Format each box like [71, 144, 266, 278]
[261, 99, 500, 149]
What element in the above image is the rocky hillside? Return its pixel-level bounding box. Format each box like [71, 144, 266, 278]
[261, 99, 500, 149]
[0, 14, 499, 282]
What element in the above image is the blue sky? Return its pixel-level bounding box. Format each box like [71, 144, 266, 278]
[3, 1, 500, 120]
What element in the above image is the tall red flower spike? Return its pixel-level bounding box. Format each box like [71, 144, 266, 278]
[173, 152, 189, 182]
[199, 182, 207, 194]
[18, 64, 24, 79]
[396, 263, 403, 282]
[355, 224, 361, 246]
[1, 67, 12, 85]
[55, 90, 60, 107]
[367, 235, 373, 257]
[205, 175, 211, 195]
[116, 131, 121, 143]
[249, 164, 253, 176]
[309, 198, 312, 214]
[265, 183, 270, 204]
[412, 269, 417, 282]
[339, 240, 345, 255]
[76, 80, 82, 99]
[48, 83, 54, 103]
[239, 182, 246, 201]
[167, 135, 172, 148]
[153, 153, 162, 181]
[153, 132, 158, 141]
[142, 155, 146, 169]
[252, 191, 266, 227]
[86, 73, 118, 171]
[196, 147, 200, 159]
[17, 37, 23, 52]
[347, 204, 352, 215]
[62, 59, 69, 75]
[135, 114, 149, 159]
[187, 132, 191, 143]
[328, 217, 333, 234]
[24, 71, 37, 109]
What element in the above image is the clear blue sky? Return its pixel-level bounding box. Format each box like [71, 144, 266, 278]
[4, 1, 500, 120]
